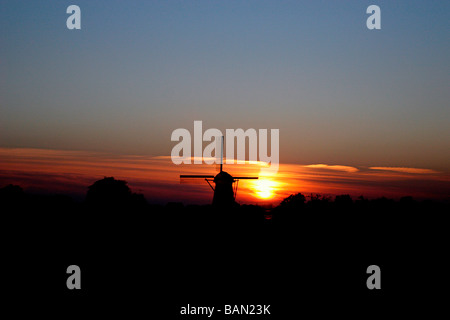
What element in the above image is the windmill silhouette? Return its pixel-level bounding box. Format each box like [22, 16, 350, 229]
[180, 136, 258, 207]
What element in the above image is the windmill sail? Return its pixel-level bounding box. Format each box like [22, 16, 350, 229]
[233, 177, 259, 179]
[180, 175, 214, 178]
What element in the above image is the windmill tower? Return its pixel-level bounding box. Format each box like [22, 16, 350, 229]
[180, 136, 258, 207]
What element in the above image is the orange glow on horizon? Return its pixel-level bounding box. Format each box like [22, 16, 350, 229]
[0, 148, 449, 205]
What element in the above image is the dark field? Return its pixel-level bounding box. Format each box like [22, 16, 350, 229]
[2, 184, 449, 317]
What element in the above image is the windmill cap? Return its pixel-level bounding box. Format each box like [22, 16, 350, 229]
[214, 171, 234, 183]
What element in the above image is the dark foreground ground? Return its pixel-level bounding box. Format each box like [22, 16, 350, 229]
[2, 189, 449, 318]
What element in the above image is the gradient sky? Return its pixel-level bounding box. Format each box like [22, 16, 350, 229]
[1, 1, 449, 185]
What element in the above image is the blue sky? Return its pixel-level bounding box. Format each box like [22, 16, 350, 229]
[1, 0, 449, 170]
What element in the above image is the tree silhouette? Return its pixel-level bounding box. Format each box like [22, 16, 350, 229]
[334, 194, 353, 206]
[0, 184, 24, 199]
[279, 193, 306, 209]
[0, 184, 26, 207]
[86, 177, 146, 210]
[87, 177, 131, 204]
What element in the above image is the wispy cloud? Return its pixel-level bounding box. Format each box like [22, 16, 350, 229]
[369, 167, 439, 174]
[303, 164, 359, 173]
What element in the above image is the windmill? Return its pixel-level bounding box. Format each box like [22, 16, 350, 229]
[180, 136, 258, 207]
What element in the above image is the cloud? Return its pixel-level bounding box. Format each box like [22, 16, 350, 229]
[303, 164, 359, 173]
[369, 167, 439, 174]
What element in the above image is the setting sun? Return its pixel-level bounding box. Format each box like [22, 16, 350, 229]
[251, 179, 277, 199]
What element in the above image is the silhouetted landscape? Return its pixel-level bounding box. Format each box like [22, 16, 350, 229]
[3, 177, 449, 316]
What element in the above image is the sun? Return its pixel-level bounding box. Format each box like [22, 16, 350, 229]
[253, 179, 277, 199]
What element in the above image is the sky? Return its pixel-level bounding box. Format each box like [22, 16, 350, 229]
[1, 1, 449, 203]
